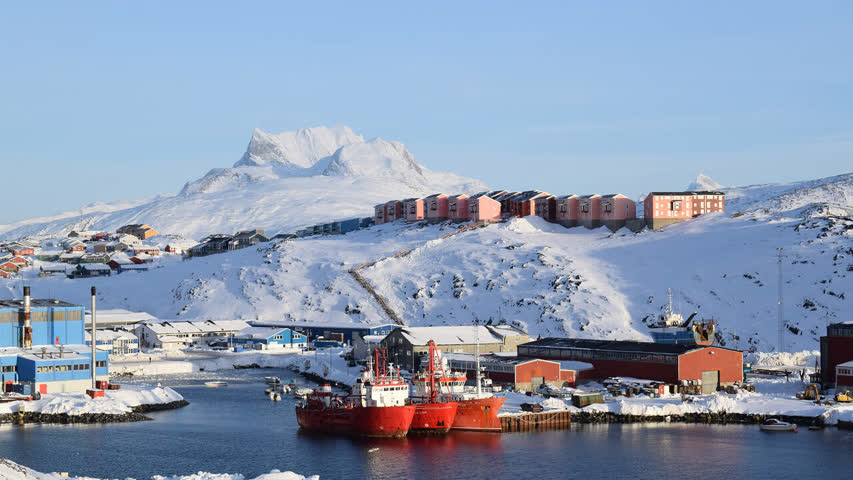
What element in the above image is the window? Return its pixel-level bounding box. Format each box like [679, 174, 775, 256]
[95, 361, 107, 368]
[470, 205, 477, 213]
[1, 365, 16, 373]
[409, 206, 416, 214]
[430, 202, 437, 211]
[604, 203, 612, 212]
[671, 200, 682, 211]
[449, 204, 456, 211]
[37, 366, 53, 373]
[581, 204, 589, 213]
[55, 364, 71, 372]
[559, 204, 567, 212]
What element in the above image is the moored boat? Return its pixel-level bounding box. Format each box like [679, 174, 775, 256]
[204, 381, 228, 388]
[410, 340, 459, 435]
[295, 348, 416, 438]
[648, 289, 716, 345]
[420, 340, 505, 432]
[759, 419, 797, 432]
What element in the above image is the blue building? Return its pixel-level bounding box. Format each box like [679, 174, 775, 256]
[0, 298, 86, 347]
[249, 322, 399, 344]
[232, 326, 307, 350]
[0, 289, 108, 394]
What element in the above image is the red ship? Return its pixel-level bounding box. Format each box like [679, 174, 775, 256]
[295, 348, 416, 438]
[410, 340, 458, 435]
[420, 341, 505, 433]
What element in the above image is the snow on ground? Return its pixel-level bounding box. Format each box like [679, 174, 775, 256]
[0, 384, 183, 416]
[111, 348, 359, 386]
[497, 376, 853, 425]
[2, 171, 852, 354]
[0, 458, 318, 480]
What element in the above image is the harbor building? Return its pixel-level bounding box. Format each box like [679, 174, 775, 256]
[85, 329, 140, 355]
[836, 361, 853, 389]
[518, 338, 743, 394]
[381, 325, 530, 372]
[445, 353, 593, 391]
[820, 321, 853, 385]
[0, 287, 108, 393]
[250, 321, 399, 344]
[232, 326, 307, 350]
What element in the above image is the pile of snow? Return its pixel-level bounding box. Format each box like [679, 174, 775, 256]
[0, 459, 317, 480]
[0, 385, 183, 416]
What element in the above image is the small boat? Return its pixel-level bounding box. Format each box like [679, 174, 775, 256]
[293, 388, 314, 397]
[759, 419, 797, 432]
[205, 381, 228, 388]
[265, 376, 282, 385]
[808, 426, 823, 431]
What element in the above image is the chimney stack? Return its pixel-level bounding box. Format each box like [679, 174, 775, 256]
[91, 286, 97, 390]
[22, 286, 32, 349]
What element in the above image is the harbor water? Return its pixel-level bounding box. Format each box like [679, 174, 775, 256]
[1, 368, 851, 480]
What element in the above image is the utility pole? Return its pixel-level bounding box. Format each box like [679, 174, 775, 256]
[777, 248, 785, 354]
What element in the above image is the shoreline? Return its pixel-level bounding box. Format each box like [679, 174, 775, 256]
[0, 400, 189, 425]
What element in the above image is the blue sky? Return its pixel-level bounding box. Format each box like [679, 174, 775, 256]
[1, 1, 851, 223]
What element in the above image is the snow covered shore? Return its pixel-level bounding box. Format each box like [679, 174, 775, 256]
[111, 348, 358, 386]
[0, 458, 318, 480]
[0, 384, 186, 423]
[498, 376, 853, 426]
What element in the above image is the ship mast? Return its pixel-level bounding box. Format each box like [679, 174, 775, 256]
[475, 325, 481, 395]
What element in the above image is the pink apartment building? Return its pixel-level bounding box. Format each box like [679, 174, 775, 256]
[555, 195, 579, 227]
[599, 194, 637, 230]
[577, 194, 601, 228]
[467, 192, 502, 221]
[644, 191, 725, 229]
[384, 200, 403, 223]
[534, 194, 557, 222]
[447, 194, 469, 221]
[424, 193, 449, 221]
[403, 198, 425, 222]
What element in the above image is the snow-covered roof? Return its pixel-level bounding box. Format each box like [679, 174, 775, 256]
[202, 320, 250, 331]
[398, 326, 525, 346]
[155, 336, 185, 344]
[557, 360, 594, 371]
[86, 309, 156, 326]
[837, 361, 853, 369]
[361, 335, 386, 343]
[81, 264, 111, 271]
[85, 330, 139, 342]
[235, 326, 288, 340]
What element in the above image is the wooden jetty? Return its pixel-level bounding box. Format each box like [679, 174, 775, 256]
[499, 411, 572, 433]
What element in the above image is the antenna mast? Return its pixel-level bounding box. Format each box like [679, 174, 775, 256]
[777, 248, 785, 353]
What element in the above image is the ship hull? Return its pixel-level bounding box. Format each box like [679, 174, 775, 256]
[409, 401, 458, 435]
[451, 397, 505, 432]
[296, 404, 416, 438]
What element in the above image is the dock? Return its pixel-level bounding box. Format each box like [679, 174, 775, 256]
[499, 411, 572, 432]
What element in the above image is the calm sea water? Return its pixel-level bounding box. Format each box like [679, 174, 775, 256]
[1, 369, 851, 480]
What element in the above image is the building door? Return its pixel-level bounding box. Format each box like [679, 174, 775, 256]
[701, 370, 719, 394]
[531, 376, 544, 388]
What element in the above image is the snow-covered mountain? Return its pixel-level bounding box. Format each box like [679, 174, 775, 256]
[686, 173, 725, 191]
[0, 126, 487, 240]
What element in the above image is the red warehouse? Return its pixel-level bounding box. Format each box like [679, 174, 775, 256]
[518, 338, 743, 394]
[836, 361, 853, 388]
[820, 322, 853, 385]
[446, 353, 592, 390]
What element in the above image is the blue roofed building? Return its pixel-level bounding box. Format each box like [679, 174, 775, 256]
[233, 326, 307, 350]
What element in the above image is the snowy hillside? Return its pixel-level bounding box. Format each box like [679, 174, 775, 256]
[0, 126, 487, 240]
[4, 176, 851, 354]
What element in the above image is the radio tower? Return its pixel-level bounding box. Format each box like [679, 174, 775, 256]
[777, 248, 785, 353]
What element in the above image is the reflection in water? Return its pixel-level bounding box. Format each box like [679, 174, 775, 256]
[0, 371, 850, 480]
